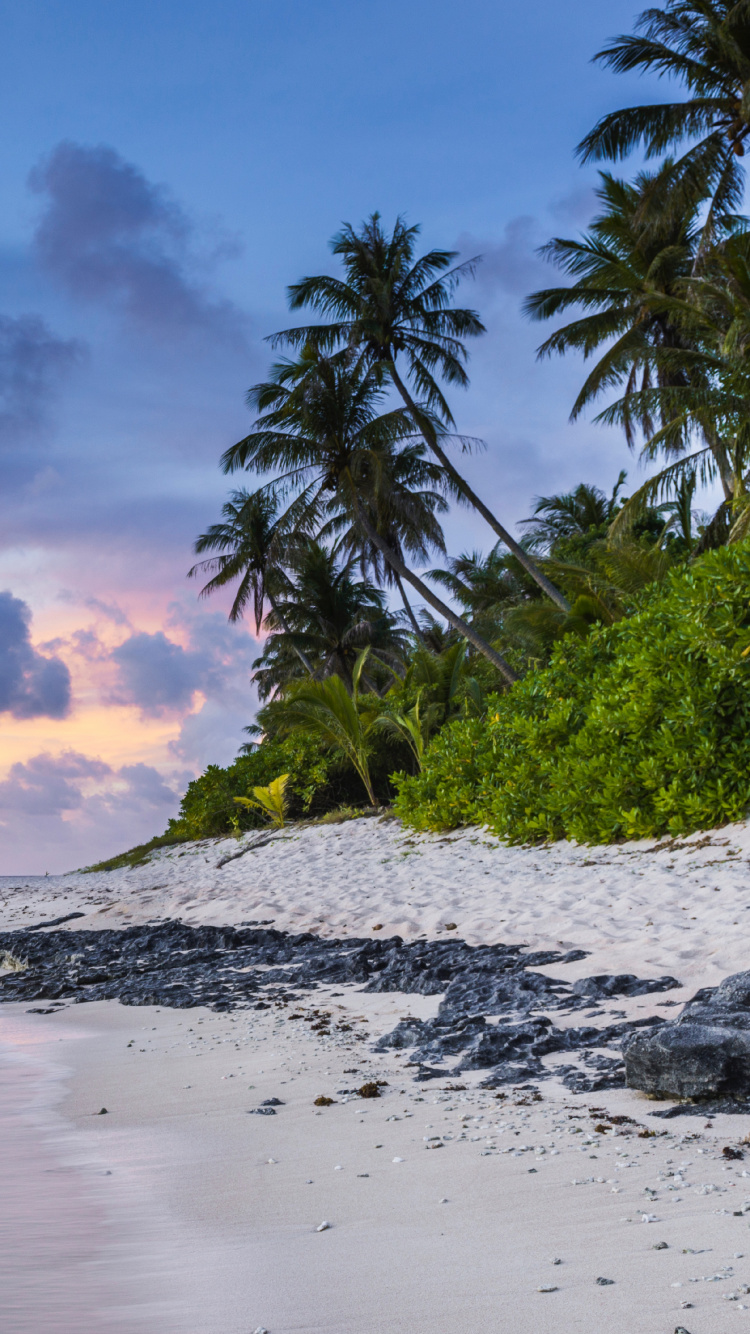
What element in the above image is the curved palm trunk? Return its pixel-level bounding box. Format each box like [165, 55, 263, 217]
[393, 570, 426, 642]
[389, 365, 571, 613]
[346, 483, 518, 685]
[266, 590, 315, 675]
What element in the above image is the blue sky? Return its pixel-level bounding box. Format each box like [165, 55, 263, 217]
[0, 0, 668, 871]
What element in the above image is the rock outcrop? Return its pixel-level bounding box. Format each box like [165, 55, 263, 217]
[625, 970, 750, 1099]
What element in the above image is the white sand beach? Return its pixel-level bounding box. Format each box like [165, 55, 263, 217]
[3, 816, 750, 1332]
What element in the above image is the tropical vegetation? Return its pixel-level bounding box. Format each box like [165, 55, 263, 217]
[150, 0, 750, 851]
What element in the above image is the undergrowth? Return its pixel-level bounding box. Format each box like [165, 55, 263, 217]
[393, 543, 750, 844]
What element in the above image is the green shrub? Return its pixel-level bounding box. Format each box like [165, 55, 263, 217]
[166, 726, 408, 841]
[393, 544, 750, 844]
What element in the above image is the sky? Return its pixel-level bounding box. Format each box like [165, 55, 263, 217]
[0, 0, 671, 873]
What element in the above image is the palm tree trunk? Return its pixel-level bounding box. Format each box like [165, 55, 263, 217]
[393, 570, 426, 642]
[346, 482, 518, 684]
[388, 364, 572, 613]
[266, 591, 315, 675]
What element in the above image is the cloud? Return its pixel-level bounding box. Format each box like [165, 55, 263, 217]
[0, 314, 82, 484]
[0, 591, 72, 719]
[29, 141, 246, 340]
[118, 761, 178, 806]
[458, 218, 549, 300]
[110, 629, 208, 715]
[110, 607, 259, 724]
[0, 750, 110, 815]
[0, 749, 184, 872]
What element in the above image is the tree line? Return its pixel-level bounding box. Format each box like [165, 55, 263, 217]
[187, 1, 750, 792]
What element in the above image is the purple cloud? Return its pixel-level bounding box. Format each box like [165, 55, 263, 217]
[111, 629, 208, 716]
[0, 314, 82, 488]
[0, 750, 110, 815]
[0, 591, 72, 719]
[29, 142, 245, 339]
[457, 218, 549, 301]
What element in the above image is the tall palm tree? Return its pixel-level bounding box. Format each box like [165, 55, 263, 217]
[188, 488, 314, 673]
[222, 348, 519, 682]
[604, 229, 750, 540]
[269, 213, 571, 611]
[576, 1, 750, 246]
[251, 541, 405, 698]
[525, 166, 704, 445]
[322, 440, 451, 641]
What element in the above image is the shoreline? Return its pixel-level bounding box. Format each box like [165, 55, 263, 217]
[3, 815, 750, 1330]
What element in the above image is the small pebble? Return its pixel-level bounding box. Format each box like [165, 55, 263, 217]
[439, 1197, 449, 1204]
[595, 1277, 615, 1285]
[551, 1258, 562, 1265]
[316, 1221, 332, 1232]
[357, 1173, 369, 1178]
[253, 1327, 269, 1333]
[98, 1108, 108, 1115]
[392, 1156, 404, 1163]
[537, 1284, 558, 1293]
[334, 1165, 343, 1171]
[653, 1241, 669, 1250]
[267, 1158, 277, 1164]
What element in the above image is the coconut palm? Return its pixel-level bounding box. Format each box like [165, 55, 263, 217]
[251, 541, 406, 699]
[269, 213, 571, 611]
[520, 474, 627, 551]
[188, 488, 314, 674]
[525, 167, 708, 446]
[577, 0, 750, 245]
[222, 347, 519, 683]
[603, 230, 750, 541]
[322, 440, 451, 641]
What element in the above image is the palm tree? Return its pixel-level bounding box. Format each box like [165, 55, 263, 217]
[222, 348, 519, 683]
[604, 229, 750, 540]
[188, 488, 314, 674]
[262, 650, 379, 806]
[251, 541, 406, 698]
[576, 0, 750, 245]
[525, 167, 705, 446]
[269, 213, 571, 611]
[520, 474, 627, 551]
[323, 441, 451, 642]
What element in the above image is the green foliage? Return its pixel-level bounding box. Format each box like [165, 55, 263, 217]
[269, 651, 378, 805]
[234, 773, 291, 828]
[167, 733, 341, 839]
[394, 544, 750, 844]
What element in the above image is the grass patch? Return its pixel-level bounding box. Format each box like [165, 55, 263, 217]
[82, 831, 188, 873]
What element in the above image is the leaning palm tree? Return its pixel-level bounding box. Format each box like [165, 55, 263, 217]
[576, 1, 750, 246]
[269, 213, 570, 611]
[222, 347, 519, 682]
[188, 488, 314, 673]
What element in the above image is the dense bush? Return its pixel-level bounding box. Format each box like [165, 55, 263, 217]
[166, 727, 408, 840]
[393, 544, 750, 843]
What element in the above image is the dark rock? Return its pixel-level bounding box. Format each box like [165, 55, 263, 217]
[625, 969, 750, 1100]
[572, 973, 680, 1000]
[0, 920, 680, 1089]
[247, 1107, 276, 1115]
[260, 1098, 284, 1106]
